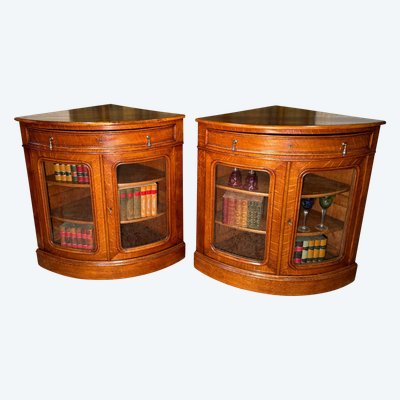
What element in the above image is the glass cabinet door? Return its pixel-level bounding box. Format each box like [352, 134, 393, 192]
[42, 161, 96, 251]
[213, 164, 270, 261]
[117, 158, 168, 249]
[292, 168, 356, 265]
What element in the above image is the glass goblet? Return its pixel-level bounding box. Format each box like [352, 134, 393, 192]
[228, 167, 242, 188]
[298, 197, 315, 232]
[315, 195, 335, 231]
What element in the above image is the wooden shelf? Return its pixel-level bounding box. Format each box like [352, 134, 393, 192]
[215, 211, 266, 235]
[118, 177, 165, 190]
[216, 173, 270, 197]
[302, 174, 350, 198]
[296, 209, 344, 236]
[117, 164, 165, 189]
[51, 197, 93, 224]
[46, 175, 90, 189]
[120, 212, 166, 224]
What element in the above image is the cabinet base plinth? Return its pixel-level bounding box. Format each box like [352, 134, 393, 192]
[36, 242, 185, 279]
[194, 252, 357, 295]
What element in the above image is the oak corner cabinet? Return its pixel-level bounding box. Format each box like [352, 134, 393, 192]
[16, 104, 185, 279]
[194, 105, 385, 295]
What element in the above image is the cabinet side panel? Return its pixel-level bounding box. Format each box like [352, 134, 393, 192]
[196, 149, 206, 253]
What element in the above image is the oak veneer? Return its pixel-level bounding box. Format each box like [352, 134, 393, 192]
[194, 105, 385, 295]
[17, 104, 185, 279]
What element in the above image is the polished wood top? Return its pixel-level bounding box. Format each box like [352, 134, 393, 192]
[15, 104, 184, 130]
[197, 105, 385, 133]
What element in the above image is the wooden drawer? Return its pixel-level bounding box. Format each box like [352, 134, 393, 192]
[204, 129, 373, 157]
[26, 125, 177, 151]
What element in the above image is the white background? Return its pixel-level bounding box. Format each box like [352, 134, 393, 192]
[1, 1, 399, 399]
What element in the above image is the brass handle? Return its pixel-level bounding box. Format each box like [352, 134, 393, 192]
[146, 135, 151, 147]
[232, 139, 238, 152]
[49, 136, 54, 150]
[107, 207, 112, 215]
[341, 142, 347, 156]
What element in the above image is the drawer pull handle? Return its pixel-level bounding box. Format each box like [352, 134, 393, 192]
[146, 135, 151, 147]
[232, 139, 238, 152]
[49, 136, 54, 150]
[341, 142, 347, 156]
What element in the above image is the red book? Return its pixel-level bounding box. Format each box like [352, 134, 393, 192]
[76, 227, 83, 249]
[83, 165, 90, 183]
[77, 164, 84, 183]
[81, 227, 88, 249]
[60, 224, 66, 247]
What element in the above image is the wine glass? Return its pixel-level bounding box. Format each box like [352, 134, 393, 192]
[315, 195, 335, 231]
[298, 198, 315, 232]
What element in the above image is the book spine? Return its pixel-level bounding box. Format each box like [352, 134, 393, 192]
[71, 164, 78, 183]
[83, 165, 90, 184]
[294, 239, 303, 264]
[133, 187, 141, 218]
[120, 189, 128, 221]
[60, 223, 66, 246]
[86, 225, 94, 250]
[53, 163, 61, 181]
[140, 186, 147, 217]
[313, 237, 321, 262]
[318, 235, 327, 262]
[240, 199, 248, 227]
[151, 183, 157, 216]
[77, 164, 84, 183]
[60, 164, 67, 182]
[70, 225, 77, 248]
[301, 239, 309, 264]
[81, 227, 87, 249]
[222, 194, 229, 224]
[145, 185, 151, 217]
[228, 195, 236, 225]
[76, 226, 83, 249]
[234, 196, 242, 226]
[307, 239, 315, 263]
[64, 164, 72, 182]
[65, 224, 72, 247]
[126, 189, 134, 220]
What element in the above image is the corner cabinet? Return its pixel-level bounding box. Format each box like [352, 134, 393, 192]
[194, 105, 385, 295]
[17, 104, 185, 279]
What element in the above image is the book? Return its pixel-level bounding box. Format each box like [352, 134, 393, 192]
[140, 186, 147, 217]
[53, 163, 61, 181]
[86, 225, 94, 250]
[133, 187, 141, 218]
[60, 164, 67, 182]
[126, 188, 134, 220]
[65, 164, 72, 182]
[240, 198, 248, 227]
[247, 196, 263, 229]
[146, 185, 152, 217]
[71, 164, 78, 183]
[77, 164, 84, 183]
[60, 223, 67, 246]
[82, 165, 90, 183]
[151, 183, 157, 216]
[234, 194, 242, 226]
[222, 192, 230, 224]
[293, 235, 328, 264]
[120, 189, 128, 221]
[294, 239, 303, 264]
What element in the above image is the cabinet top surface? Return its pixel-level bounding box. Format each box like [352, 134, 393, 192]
[15, 104, 184, 127]
[197, 105, 385, 132]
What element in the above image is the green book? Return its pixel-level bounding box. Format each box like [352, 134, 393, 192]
[133, 187, 141, 218]
[126, 188, 134, 220]
[120, 190, 128, 221]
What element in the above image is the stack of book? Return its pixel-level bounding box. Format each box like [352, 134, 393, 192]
[120, 183, 158, 221]
[293, 235, 327, 264]
[53, 163, 90, 184]
[222, 192, 263, 230]
[59, 223, 94, 250]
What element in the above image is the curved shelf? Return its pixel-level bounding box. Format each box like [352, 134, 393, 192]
[46, 176, 90, 188]
[118, 177, 165, 190]
[296, 209, 344, 236]
[216, 173, 270, 197]
[301, 174, 350, 198]
[50, 197, 93, 224]
[120, 212, 166, 224]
